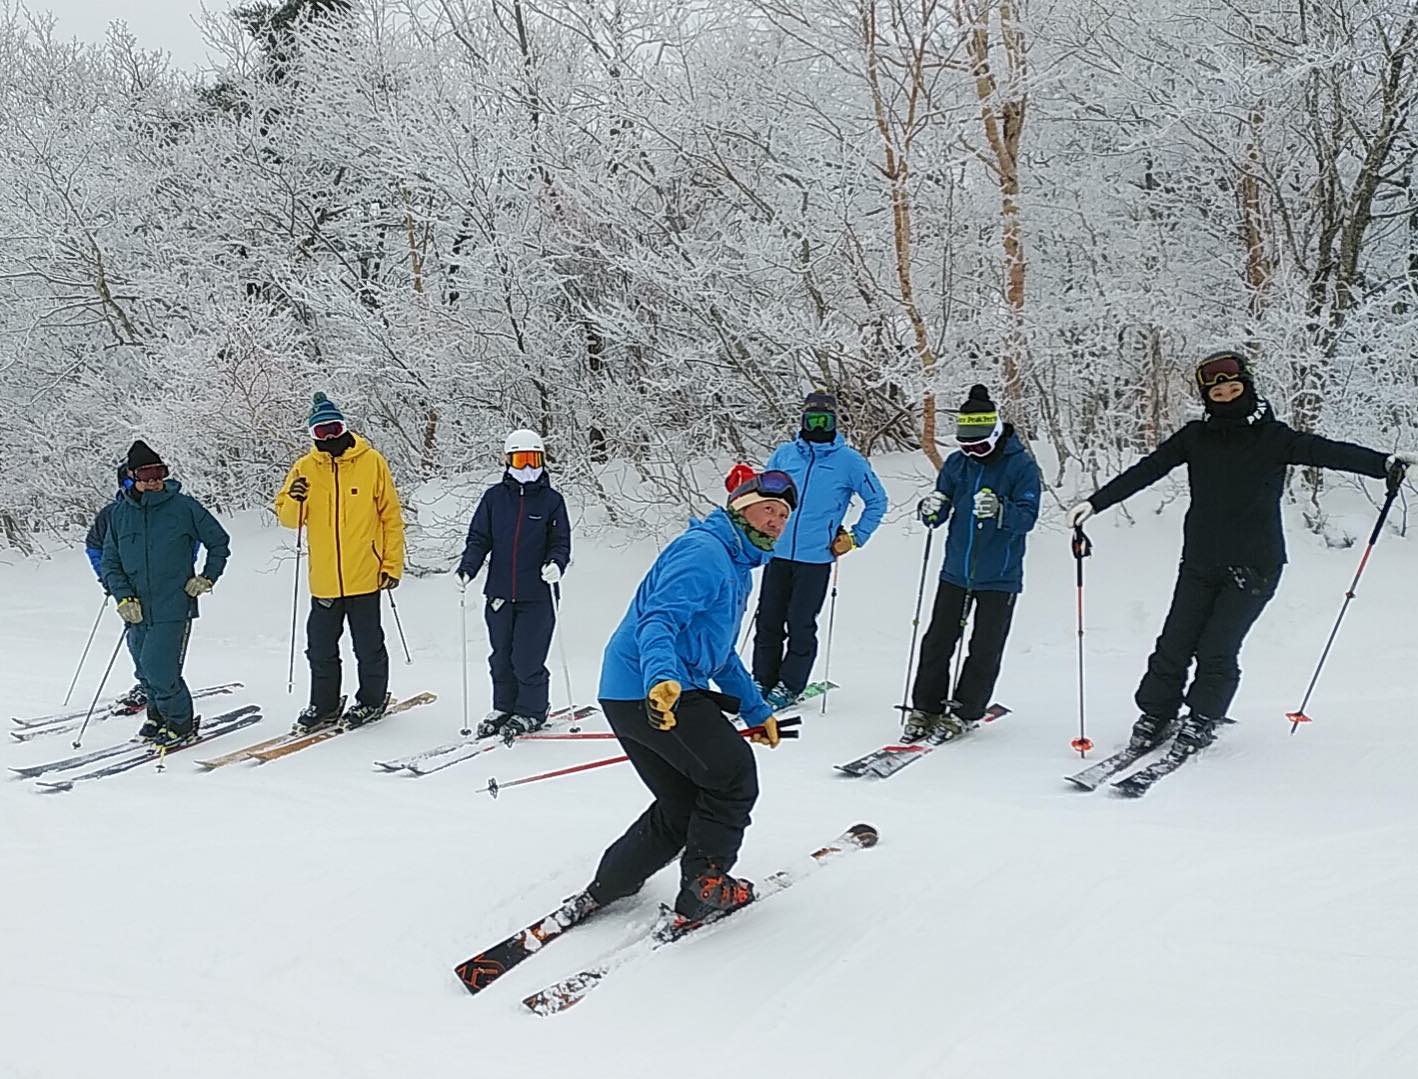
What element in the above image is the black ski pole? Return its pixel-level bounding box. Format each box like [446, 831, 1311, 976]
[63, 596, 108, 706]
[387, 589, 413, 665]
[950, 516, 985, 703]
[898, 506, 935, 717]
[72, 630, 126, 749]
[1288, 462, 1405, 733]
[1071, 526, 1094, 756]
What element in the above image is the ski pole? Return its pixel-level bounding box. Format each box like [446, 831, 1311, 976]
[898, 508, 935, 716]
[71, 630, 126, 749]
[821, 559, 840, 715]
[387, 589, 413, 665]
[482, 717, 801, 798]
[459, 579, 471, 736]
[63, 595, 108, 706]
[738, 609, 757, 658]
[549, 582, 575, 715]
[287, 515, 304, 695]
[1071, 526, 1094, 756]
[1287, 463, 1405, 733]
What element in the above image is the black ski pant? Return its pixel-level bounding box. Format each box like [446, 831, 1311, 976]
[1136, 561, 1281, 721]
[911, 581, 1017, 722]
[485, 597, 554, 720]
[589, 694, 759, 904]
[751, 558, 833, 694]
[306, 591, 389, 714]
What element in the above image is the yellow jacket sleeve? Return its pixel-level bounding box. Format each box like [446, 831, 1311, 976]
[376, 453, 405, 579]
[274, 461, 307, 530]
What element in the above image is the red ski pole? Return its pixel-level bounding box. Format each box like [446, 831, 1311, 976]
[482, 716, 802, 797]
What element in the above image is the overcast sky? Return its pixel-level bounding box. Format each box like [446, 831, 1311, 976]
[31, 1, 236, 70]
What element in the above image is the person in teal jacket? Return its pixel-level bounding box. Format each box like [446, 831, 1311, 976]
[101, 441, 231, 746]
[905, 385, 1040, 743]
[752, 391, 888, 708]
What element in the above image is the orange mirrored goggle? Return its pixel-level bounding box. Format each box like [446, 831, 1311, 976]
[508, 450, 544, 470]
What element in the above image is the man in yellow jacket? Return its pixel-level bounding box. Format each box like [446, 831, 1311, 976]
[275, 393, 406, 730]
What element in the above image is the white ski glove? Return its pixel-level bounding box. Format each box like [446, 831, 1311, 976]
[973, 488, 1001, 521]
[541, 562, 562, 584]
[917, 492, 948, 527]
[1065, 501, 1094, 528]
[1386, 451, 1418, 470]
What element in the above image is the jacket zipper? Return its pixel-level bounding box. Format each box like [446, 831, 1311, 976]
[333, 459, 346, 598]
[789, 444, 816, 561]
[511, 486, 525, 602]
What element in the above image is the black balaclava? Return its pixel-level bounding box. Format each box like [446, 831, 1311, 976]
[801, 390, 839, 445]
[316, 431, 355, 457]
[1197, 351, 1260, 421]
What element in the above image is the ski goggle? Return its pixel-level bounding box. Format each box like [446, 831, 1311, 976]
[959, 438, 996, 459]
[1195, 354, 1247, 389]
[508, 450, 544, 470]
[311, 420, 347, 441]
[803, 411, 836, 433]
[729, 468, 799, 511]
[130, 463, 169, 483]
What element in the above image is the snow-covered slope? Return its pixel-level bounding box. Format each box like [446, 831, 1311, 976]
[3, 463, 1415, 1079]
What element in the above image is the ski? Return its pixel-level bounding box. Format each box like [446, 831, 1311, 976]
[520, 823, 879, 1015]
[785, 680, 839, 707]
[194, 696, 345, 770]
[34, 708, 264, 792]
[452, 890, 609, 997]
[835, 704, 1009, 779]
[10, 683, 245, 741]
[404, 706, 602, 777]
[373, 703, 599, 774]
[1064, 732, 1174, 792]
[249, 692, 437, 763]
[1112, 733, 1213, 798]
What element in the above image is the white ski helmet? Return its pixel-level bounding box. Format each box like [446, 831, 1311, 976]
[504, 429, 545, 456]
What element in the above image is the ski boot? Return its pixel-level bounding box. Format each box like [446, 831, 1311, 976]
[899, 709, 942, 744]
[1174, 712, 1219, 752]
[295, 698, 345, 734]
[675, 865, 755, 923]
[552, 891, 601, 930]
[115, 683, 149, 714]
[342, 696, 390, 730]
[500, 713, 547, 743]
[151, 715, 199, 749]
[1128, 713, 1173, 752]
[925, 709, 971, 745]
[138, 702, 163, 742]
[476, 710, 512, 739]
[761, 682, 798, 712]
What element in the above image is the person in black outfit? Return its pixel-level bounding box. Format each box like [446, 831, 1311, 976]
[456, 429, 572, 737]
[1067, 350, 1413, 753]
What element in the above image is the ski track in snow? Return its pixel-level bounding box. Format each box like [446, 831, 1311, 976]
[3, 465, 1415, 1079]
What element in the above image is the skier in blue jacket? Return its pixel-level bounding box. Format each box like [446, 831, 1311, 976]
[580, 468, 796, 925]
[101, 441, 231, 746]
[905, 385, 1040, 743]
[456, 430, 572, 737]
[752, 391, 888, 709]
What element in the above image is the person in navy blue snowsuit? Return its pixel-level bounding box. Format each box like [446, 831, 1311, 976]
[907, 385, 1040, 742]
[456, 430, 571, 736]
[752, 391, 888, 708]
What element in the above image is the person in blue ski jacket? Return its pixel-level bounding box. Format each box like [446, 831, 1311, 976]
[101, 440, 231, 746]
[86, 465, 148, 711]
[579, 467, 797, 926]
[456, 429, 572, 737]
[751, 391, 888, 709]
[905, 384, 1040, 743]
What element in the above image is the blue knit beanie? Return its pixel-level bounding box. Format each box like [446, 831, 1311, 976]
[308, 392, 345, 429]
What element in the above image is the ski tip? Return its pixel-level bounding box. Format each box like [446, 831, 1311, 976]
[34, 780, 74, 793]
[1063, 777, 1096, 791]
